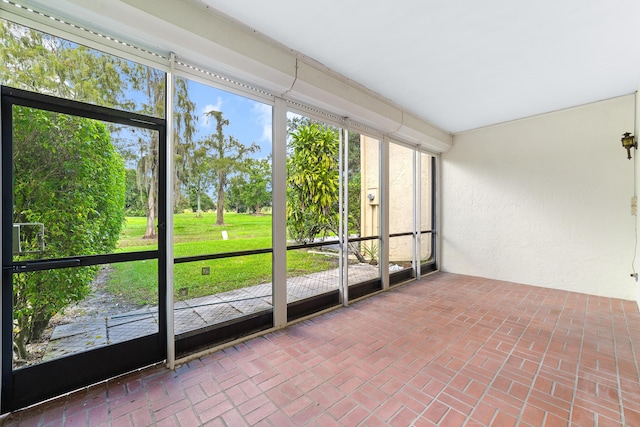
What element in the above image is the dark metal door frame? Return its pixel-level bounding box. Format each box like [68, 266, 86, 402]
[1, 86, 167, 412]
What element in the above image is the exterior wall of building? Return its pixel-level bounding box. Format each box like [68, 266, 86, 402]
[442, 94, 637, 300]
[360, 136, 433, 265]
[361, 136, 381, 240]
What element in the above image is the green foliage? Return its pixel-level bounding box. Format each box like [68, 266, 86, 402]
[362, 242, 379, 265]
[0, 21, 127, 110]
[286, 123, 340, 243]
[12, 107, 126, 359]
[128, 67, 164, 239]
[124, 169, 146, 216]
[226, 174, 249, 213]
[347, 172, 362, 235]
[347, 132, 362, 235]
[189, 187, 214, 212]
[226, 157, 272, 214]
[185, 142, 215, 217]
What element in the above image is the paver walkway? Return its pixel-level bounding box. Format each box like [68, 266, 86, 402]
[44, 263, 380, 360]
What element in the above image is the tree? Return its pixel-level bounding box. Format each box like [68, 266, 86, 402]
[286, 123, 340, 243]
[123, 72, 196, 238]
[189, 187, 214, 213]
[242, 157, 272, 214]
[347, 131, 362, 235]
[0, 22, 127, 109]
[124, 169, 146, 216]
[226, 157, 272, 214]
[12, 107, 125, 360]
[286, 122, 367, 262]
[186, 144, 215, 217]
[1, 21, 198, 241]
[173, 78, 198, 214]
[127, 67, 164, 239]
[227, 174, 249, 213]
[204, 111, 259, 225]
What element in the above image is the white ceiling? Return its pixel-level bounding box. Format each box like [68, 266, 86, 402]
[198, 0, 640, 133]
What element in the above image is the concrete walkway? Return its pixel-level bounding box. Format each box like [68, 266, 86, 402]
[44, 263, 379, 360]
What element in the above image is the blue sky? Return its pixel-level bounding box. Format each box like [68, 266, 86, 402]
[187, 79, 272, 159]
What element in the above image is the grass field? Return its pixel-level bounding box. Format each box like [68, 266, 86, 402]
[108, 212, 337, 305]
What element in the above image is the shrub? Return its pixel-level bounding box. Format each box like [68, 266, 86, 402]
[12, 106, 125, 360]
[286, 123, 339, 243]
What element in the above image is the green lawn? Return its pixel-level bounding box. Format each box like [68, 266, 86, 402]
[108, 212, 336, 305]
[117, 212, 273, 251]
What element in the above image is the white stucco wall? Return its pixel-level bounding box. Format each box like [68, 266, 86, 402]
[635, 90, 640, 309]
[442, 95, 637, 300]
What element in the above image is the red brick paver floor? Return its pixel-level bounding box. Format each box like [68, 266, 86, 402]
[2, 273, 640, 426]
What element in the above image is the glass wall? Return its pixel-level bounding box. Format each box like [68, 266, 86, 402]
[346, 132, 381, 294]
[172, 77, 273, 347]
[388, 142, 416, 281]
[285, 112, 342, 314]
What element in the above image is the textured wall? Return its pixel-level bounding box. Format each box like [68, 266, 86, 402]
[442, 95, 637, 300]
[635, 90, 640, 308]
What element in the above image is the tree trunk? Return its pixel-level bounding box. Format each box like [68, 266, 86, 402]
[14, 318, 29, 361]
[216, 185, 224, 225]
[348, 241, 367, 263]
[144, 177, 156, 239]
[14, 311, 52, 361]
[216, 171, 226, 225]
[196, 190, 202, 217]
[28, 317, 50, 342]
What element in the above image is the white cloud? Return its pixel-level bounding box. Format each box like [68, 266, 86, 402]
[200, 97, 223, 128]
[252, 102, 272, 143]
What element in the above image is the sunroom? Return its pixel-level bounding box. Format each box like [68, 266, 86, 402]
[1, 0, 639, 421]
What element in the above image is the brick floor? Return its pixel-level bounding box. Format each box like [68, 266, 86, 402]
[2, 273, 639, 426]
